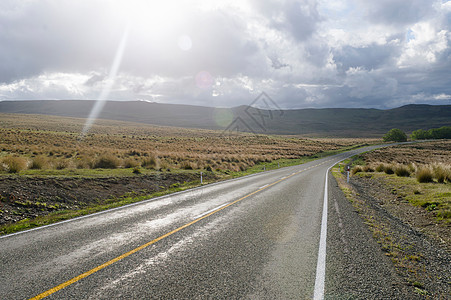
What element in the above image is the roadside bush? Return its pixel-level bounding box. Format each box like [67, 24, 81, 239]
[416, 167, 434, 183]
[93, 155, 120, 169]
[2, 157, 28, 173]
[395, 165, 410, 177]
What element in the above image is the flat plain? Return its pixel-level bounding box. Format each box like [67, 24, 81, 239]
[0, 113, 377, 234]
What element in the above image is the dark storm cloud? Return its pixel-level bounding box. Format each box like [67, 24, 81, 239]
[333, 42, 400, 73]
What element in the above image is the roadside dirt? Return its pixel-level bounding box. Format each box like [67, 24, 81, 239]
[346, 174, 450, 298]
[0, 172, 217, 226]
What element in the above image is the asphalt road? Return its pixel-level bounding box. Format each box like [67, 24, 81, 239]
[0, 145, 407, 299]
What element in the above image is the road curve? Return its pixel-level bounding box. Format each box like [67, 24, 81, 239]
[0, 145, 405, 299]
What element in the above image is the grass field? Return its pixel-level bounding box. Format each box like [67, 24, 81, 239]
[0, 113, 378, 174]
[0, 113, 378, 234]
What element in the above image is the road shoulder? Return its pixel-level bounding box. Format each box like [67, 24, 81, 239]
[325, 173, 416, 299]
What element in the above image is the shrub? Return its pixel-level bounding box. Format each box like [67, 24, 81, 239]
[416, 167, 434, 183]
[2, 157, 28, 173]
[94, 155, 120, 169]
[383, 128, 407, 142]
[410, 129, 430, 140]
[395, 165, 410, 177]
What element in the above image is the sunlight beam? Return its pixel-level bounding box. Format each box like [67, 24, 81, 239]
[80, 25, 130, 138]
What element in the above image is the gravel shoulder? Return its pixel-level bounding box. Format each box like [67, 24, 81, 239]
[326, 173, 412, 299]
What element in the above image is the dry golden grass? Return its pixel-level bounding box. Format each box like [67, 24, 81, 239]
[0, 113, 378, 172]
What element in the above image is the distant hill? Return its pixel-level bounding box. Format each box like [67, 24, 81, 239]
[1, 100, 450, 137]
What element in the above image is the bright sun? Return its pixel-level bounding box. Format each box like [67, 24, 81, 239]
[115, 0, 184, 33]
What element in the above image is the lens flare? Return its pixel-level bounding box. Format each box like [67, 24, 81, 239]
[195, 71, 214, 89]
[80, 25, 130, 138]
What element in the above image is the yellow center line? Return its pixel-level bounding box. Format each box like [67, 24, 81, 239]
[30, 167, 309, 299]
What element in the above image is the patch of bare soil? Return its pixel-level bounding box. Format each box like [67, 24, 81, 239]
[0, 172, 217, 226]
[345, 173, 450, 298]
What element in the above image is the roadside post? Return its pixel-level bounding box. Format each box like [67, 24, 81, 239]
[347, 165, 350, 183]
[264, 165, 266, 171]
[278, 162, 280, 168]
[200, 172, 203, 184]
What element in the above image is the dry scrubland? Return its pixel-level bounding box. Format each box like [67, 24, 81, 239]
[0, 113, 376, 174]
[352, 141, 451, 221]
[0, 113, 377, 233]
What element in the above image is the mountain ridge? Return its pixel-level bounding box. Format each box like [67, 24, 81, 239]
[1, 100, 450, 137]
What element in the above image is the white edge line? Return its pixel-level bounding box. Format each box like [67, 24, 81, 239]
[193, 202, 230, 220]
[313, 156, 352, 300]
[313, 165, 331, 300]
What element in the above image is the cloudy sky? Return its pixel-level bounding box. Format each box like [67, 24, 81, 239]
[1, 0, 450, 109]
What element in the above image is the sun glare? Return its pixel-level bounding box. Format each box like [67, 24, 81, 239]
[115, 0, 183, 34]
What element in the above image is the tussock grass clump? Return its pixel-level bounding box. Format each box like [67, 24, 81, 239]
[53, 159, 70, 170]
[93, 155, 120, 169]
[416, 167, 434, 183]
[432, 164, 448, 183]
[395, 165, 411, 177]
[363, 165, 374, 172]
[383, 164, 395, 175]
[141, 155, 159, 169]
[1, 157, 28, 173]
[182, 162, 194, 170]
[30, 156, 49, 170]
[408, 163, 417, 173]
[123, 159, 139, 168]
[375, 163, 385, 172]
[351, 165, 363, 175]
